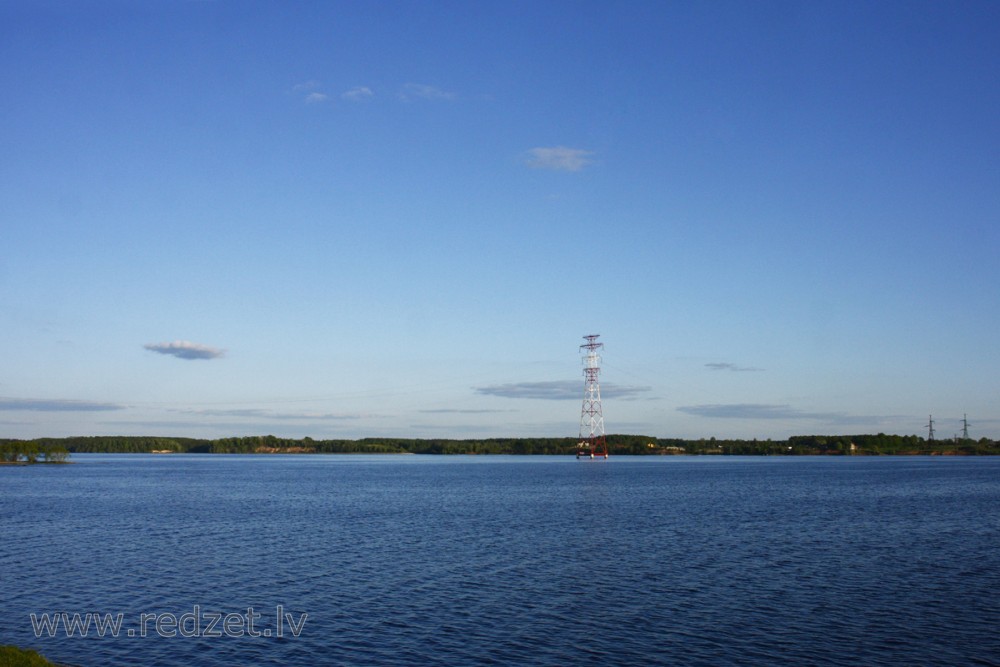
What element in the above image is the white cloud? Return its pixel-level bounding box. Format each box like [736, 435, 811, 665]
[341, 86, 374, 101]
[290, 80, 330, 104]
[399, 83, 456, 101]
[525, 146, 595, 172]
[144, 341, 225, 361]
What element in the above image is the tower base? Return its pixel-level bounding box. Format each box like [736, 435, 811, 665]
[575, 441, 609, 460]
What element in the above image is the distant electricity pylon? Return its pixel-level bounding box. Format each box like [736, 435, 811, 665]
[577, 334, 608, 459]
[926, 414, 935, 441]
[962, 414, 971, 440]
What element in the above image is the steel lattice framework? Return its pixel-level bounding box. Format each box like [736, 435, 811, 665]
[577, 334, 608, 459]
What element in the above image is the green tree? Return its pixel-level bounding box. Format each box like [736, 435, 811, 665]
[44, 445, 70, 463]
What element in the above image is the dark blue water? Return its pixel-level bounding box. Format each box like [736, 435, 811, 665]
[2, 455, 999, 666]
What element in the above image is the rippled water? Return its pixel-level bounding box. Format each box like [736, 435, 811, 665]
[2, 455, 1000, 666]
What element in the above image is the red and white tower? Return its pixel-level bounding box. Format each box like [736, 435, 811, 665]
[577, 334, 608, 459]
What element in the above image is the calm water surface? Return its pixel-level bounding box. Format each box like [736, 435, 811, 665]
[2, 455, 999, 666]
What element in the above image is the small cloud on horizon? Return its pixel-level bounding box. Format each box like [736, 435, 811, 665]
[525, 146, 595, 172]
[706, 362, 764, 372]
[144, 341, 225, 361]
[0, 397, 125, 412]
[676, 403, 904, 428]
[174, 408, 362, 421]
[419, 408, 515, 414]
[678, 404, 819, 420]
[475, 380, 650, 401]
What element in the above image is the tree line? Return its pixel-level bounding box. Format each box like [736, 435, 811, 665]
[0, 440, 70, 463]
[2, 433, 998, 457]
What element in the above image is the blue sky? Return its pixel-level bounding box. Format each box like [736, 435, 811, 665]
[2, 1, 998, 441]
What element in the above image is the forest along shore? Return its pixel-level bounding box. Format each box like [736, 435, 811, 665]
[2, 434, 998, 457]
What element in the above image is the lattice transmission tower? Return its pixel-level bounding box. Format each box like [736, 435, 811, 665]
[577, 334, 608, 459]
[926, 414, 935, 441]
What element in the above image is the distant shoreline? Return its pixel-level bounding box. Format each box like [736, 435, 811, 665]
[0, 460, 73, 466]
[59, 450, 996, 456]
[3, 434, 998, 457]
